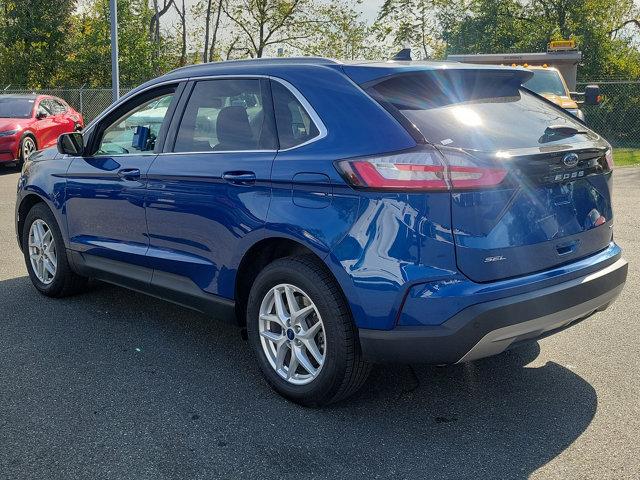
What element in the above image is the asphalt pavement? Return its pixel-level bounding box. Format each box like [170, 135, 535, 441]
[0, 165, 638, 479]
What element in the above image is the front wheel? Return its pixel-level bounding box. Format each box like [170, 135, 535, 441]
[246, 255, 371, 407]
[17, 135, 36, 168]
[22, 203, 88, 297]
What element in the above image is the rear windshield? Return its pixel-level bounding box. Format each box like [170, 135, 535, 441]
[523, 69, 566, 97]
[0, 97, 34, 118]
[368, 71, 595, 151]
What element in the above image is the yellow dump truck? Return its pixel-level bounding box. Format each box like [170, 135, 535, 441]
[447, 41, 600, 120]
[522, 65, 584, 120]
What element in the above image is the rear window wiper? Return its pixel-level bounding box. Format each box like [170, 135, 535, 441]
[544, 124, 589, 137]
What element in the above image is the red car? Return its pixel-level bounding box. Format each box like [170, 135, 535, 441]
[0, 94, 83, 167]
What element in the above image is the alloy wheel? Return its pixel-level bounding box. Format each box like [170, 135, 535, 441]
[258, 283, 326, 385]
[22, 137, 36, 161]
[28, 219, 57, 285]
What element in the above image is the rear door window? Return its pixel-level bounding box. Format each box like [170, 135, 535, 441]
[173, 79, 276, 152]
[51, 99, 68, 114]
[368, 71, 597, 152]
[271, 81, 320, 149]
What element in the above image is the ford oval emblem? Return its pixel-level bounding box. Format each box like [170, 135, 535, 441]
[563, 153, 579, 168]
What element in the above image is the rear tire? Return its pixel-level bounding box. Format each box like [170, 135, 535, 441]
[22, 203, 88, 297]
[246, 255, 371, 407]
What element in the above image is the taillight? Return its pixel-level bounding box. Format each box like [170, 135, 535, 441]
[605, 148, 614, 169]
[336, 146, 507, 191]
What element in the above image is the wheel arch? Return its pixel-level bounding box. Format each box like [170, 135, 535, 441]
[20, 130, 38, 148]
[234, 236, 350, 326]
[16, 193, 47, 251]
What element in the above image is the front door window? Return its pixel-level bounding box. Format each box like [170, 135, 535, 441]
[96, 93, 174, 156]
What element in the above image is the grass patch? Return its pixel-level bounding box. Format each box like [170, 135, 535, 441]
[614, 148, 640, 166]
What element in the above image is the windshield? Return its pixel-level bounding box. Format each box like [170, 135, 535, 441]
[523, 69, 567, 96]
[369, 71, 595, 151]
[0, 97, 34, 118]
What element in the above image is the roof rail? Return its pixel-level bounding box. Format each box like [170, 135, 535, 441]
[169, 56, 341, 74]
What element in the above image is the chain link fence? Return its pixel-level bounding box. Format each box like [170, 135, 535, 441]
[1, 82, 639, 149]
[0, 87, 132, 124]
[578, 81, 640, 148]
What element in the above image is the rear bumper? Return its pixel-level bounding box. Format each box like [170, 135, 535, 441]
[359, 257, 627, 364]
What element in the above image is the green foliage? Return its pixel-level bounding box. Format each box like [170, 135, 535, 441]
[439, 0, 538, 56]
[0, 0, 76, 87]
[0, 0, 639, 90]
[374, 0, 445, 59]
[60, 0, 179, 87]
[614, 148, 640, 166]
[581, 82, 640, 147]
[300, 1, 375, 60]
[440, 0, 640, 80]
[0, 0, 180, 88]
[223, 0, 318, 58]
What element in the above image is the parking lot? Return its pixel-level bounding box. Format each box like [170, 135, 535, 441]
[0, 165, 638, 479]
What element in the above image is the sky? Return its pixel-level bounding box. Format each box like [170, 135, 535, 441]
[359, 0, 385, 22]
[165, 0, 385, 30]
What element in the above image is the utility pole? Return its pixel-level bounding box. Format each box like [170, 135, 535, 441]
[110, 0, 120, 102]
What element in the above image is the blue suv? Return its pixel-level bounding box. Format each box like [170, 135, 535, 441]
[16, 58, 627, 406]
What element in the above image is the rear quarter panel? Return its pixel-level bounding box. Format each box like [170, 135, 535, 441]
[266, 65, 457, 330]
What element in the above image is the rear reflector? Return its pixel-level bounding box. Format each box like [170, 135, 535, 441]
[336, 146, 506, 191]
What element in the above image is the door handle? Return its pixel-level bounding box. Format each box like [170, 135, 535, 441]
[118, 168, 141, 180]
[222, 171, 256, 185]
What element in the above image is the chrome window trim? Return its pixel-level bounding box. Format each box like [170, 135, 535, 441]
[83, 74, 327, 156]
[156, 150, 277, 156]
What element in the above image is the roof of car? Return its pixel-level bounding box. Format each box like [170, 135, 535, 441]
[126, 56, 531, 101]
[165, 56, 526, 76]
[0, 94, 39, 100]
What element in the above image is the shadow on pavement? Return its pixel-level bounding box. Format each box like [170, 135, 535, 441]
[0, 276, 597, 479]
[0, 164, 19, 175]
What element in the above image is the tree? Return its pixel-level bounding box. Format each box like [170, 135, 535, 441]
[374, 0, 444, 59]
[439, 0, 640, 79]
[439, 0, 536, 56]
[204, 0, 224, 62]
[150, 0, 174, 42]
[223, 0, 318, 58]
[300, 0, 373, 60]
[149, 0, 175, 73]
[0, 0, 77, 87]
[173, 0, 187, 66]
[60, 0, 180, 87]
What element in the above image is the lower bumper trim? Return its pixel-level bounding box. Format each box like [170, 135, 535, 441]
[359, 258, 628, 364]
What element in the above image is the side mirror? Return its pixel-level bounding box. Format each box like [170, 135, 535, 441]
[57, 132, 84, 156]
[36, 111, 48, 120]
[584, 85, 601, 105]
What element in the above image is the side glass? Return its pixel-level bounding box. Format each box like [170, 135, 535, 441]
[37, 101, 52, 119]
[96, 93, 174, 156]
[173, 79, 276, 152]
[52, 99, 67, 114]
[271, 82, 320, 149]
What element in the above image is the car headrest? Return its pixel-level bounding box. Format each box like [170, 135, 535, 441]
[216, 106, 254, 149]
